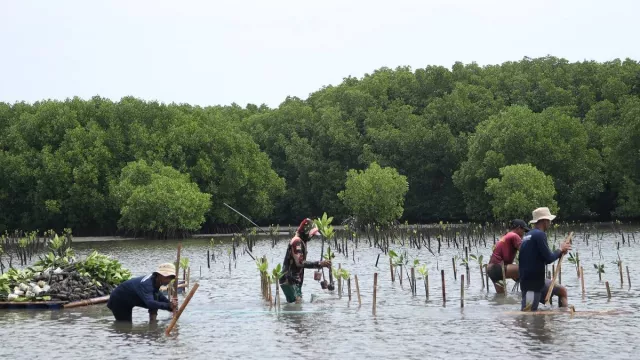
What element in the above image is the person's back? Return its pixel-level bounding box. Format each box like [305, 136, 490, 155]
[109, 275, 147, 308]
[489, 232, 521, 265]
[519, 228, 559, 293]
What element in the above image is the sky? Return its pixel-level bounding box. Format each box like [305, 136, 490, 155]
[1, 0, 639, 108]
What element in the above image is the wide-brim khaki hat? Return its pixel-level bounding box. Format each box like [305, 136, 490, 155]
[155, 263, 176, 277]
[529, 207, 556, 224]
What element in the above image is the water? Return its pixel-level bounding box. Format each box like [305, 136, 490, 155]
[1, 229, 640, 359]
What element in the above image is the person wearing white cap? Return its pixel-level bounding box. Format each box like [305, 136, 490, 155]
[107, 263, 178, 322]
[518, 207, 571, 311]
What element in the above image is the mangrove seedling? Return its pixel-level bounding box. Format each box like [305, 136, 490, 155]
[270, 263, 285, 308]
[180, 257, 190, 280]
[594, 263, 605, 281]
[416, 263, 429, 299]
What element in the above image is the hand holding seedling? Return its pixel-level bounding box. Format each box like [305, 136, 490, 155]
[560, 242, 572, 254]
[320, 260, 332, 268]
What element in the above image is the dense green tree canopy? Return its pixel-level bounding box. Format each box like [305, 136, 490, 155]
[1, 56, 640, 235]
[112, 160, 211, 236]
[486, 164, 558, 221]
[338, 162, 409, 225]
[453, 106, 603, 220]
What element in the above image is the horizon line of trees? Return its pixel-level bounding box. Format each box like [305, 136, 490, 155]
[1, 55, 640, 235]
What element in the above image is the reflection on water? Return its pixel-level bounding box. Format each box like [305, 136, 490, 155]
[512, 314, 554, 344]
[1, 230, 640, 359]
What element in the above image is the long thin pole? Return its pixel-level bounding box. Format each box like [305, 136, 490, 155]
[460, 274, 465, 308]
[441, 269, 446, 305]
[165, 283, 200, 336]
[174, 243, 182, 316]
[545, 232, 573, 304]
[626, 266, 631, 288]
[355, 275, 362, 306]
[580, 266, 585, 297]
[372, 273, 378, 315]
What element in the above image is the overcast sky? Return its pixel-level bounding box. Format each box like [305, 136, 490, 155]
[1, 0, 638, 108]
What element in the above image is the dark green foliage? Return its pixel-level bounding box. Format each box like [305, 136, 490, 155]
[1, 56, 640, 231]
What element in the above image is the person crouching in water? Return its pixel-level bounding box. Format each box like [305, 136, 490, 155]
[518, 207, 571, 311]
[279, 218, 332, 303]
[107, 263, 177, 322]
[487, 219, 530, 293]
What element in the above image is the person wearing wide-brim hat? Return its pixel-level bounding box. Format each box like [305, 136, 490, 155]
[487, 219, 530, 293]
[518, 207, 572, 311]
[107, 263, 178, 323]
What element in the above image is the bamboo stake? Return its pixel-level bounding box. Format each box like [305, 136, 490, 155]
[268, 277, 273, 309]
[355, 275, 362, 306]
[389, 257, 394, 282]
[187, 267, 191, 289]
[207, 250, 210, 269]
[452, 257, 457, 280]
[425, 274, 429, 299]
[63, 295, 110, 309]
[411, 267, 416, 296]
[485, 264, 489, 293]
[605, 281, 611, 299]
[460, 274, 464, 308]
[173, 243, 182, 316]
[441, 269, 446, 305]
[480, 263, 485, 288]
[348, 277, 352, 301]
[545, 232, 573, 304]
[619, 261, 624, 287]
[276, 278, 280, 310]
[165, 283, 199, 336]
[373, 273, 378, 315]
[580, 266, 585, 297]
[338, 264, 342, 298]
[626, 266, 631, 288]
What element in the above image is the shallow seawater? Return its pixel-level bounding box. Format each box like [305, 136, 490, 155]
[1, 228, 640, 359]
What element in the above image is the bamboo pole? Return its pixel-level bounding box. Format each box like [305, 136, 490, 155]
[411, 267, 416, 296]
[626, 266, 631, 288]
[485, 264, 489, 293]
[545, 232, 573, 304]
[389, 257, 394, 282]
[425, 274, 429, 299]
[348, 277, 352, 301]
[207, 250, 210, 269]
[480, 263, 485, 288]
[373, 273, 378, 315]
[619, 261, 624, 287]
[355, 275, 362, 306]
[165, 283, 199, 336]
[460, 274, 464, 308]
[580, 266, 585, 297]
[276, 278, 280, 310]
[173, 243, 182, 316]
[441, 269, 446, 305]
[187, 267, 191, 289]
[501, 263, 506, 296]
[63, 295, 110, 309]
[452, 257, 457, 280]
[338, 264, 342, 298]
[605, 281, 611, 299]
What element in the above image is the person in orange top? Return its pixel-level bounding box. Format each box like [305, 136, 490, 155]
[486, 219, 529, 293]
